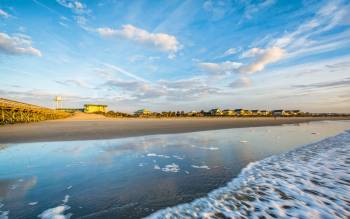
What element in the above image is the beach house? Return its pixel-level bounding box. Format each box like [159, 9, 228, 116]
[84, 104, 108, 113]
[234, 109, 251, 116]
[251, 110, 260, 116]
[209, 108, 223, 116]
[223, 109, 236, 116]
[260, 110, 269, 116]
[272, 110, 285, 116]
[134, 109, 153, 116]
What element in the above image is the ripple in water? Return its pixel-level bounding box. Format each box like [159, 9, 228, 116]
[147, 130, 350, 218]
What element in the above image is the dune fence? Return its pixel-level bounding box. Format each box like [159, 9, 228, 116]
[0, 98, 71, 125]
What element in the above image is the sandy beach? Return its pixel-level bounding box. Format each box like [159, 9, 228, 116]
[0, 113, 348, 143]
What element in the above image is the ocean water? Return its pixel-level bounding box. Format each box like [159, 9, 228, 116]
[147, 130, 350, 219]
[0, 120, 349, 218]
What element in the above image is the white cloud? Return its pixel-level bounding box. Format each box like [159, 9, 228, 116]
[199, 61, 242, 75]
[223, 48, 237, 56]
[203, 0, 234, 20]
[240, 47, 264, 58]
[229, 76, 252, 88]
[56, 0, 87, 14]
[0, 32, 42, 57]
[239, 47, 284, 73]
[0, 9, 10, 18]
[235, 0, 349, 75]
[243, 0, 276, 19]
[97, 24, 181, 54]
[271, 1, 349, 55]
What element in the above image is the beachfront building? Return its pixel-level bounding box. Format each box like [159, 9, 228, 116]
[223, 109, 236, 116]
[186, 111, 199, 116]
[209, 108, 223, 116]
[234, 109, 251, 116]
[251, 110, 260, 116]
[134, 109, 153, 116]
[272, 110, 285, 116]
[291, 110, 301, 116]
[84, 104, 108, 113]
[260, 110, 269, 116]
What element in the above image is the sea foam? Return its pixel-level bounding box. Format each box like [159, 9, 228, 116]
[147, 131, 350, 218]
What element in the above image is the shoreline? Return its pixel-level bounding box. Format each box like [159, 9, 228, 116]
[0, 116, 349, 144]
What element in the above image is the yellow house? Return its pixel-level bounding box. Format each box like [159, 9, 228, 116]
[84, 104, 108, 113]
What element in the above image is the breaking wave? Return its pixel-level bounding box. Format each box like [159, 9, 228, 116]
[147, 131, 350, 218]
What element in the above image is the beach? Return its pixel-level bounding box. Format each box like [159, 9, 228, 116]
[0, 113, 349, 143]
[1, 120, 349, 218]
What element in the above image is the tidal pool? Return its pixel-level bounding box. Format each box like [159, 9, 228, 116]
[0, 120, 349, 218]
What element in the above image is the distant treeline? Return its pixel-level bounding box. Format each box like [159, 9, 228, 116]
[99, 109, 349, 118]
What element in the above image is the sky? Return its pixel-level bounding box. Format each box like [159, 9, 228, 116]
[0, 0, 349, 113]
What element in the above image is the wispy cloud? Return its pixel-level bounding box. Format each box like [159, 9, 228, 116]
[239, 47, 284, 73]
[56, 0, 87, 14]
[101, 63, 149, 82]
[223, 48, 237, 57]
[56, 0, 91, 30]
[0, 32, 42, 57]
[265, 0, 350, 60]
[55, 79, 91, 88]
[221, 0, 349, 75]
[0, 9, 10, 18]
[243, 0, 276, 19]
[97, 25, 182, 55]
[293, 77, 350, 90]
[229, 76, 252, 88]
[202, 0, 234, 20]
[199, 61, 242, 75]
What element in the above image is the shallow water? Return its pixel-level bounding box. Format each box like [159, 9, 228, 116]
[0, 120, 349, 218]
[148, 130, 350, 219]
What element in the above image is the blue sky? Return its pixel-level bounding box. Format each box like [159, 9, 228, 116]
[0, 0, 349, 113]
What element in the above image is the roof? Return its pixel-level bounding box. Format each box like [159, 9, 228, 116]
[135, 108, 151, 113]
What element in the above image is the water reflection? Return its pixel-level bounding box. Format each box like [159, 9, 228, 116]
[0, 121, 349, 218]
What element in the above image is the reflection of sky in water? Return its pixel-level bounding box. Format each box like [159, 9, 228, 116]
[0, 121, 350, 218]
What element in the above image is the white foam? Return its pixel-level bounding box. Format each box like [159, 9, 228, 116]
[199, 146, 219, 150]
[62, 195, 70, 204]
[147, 153, 170, 158]
[240, 140, 248, 143]
[191, 165, 210, 170]
[28, 202, 38, 206]
[38, 205, 72, 219]
[0, 204, 8, 219]
[66, 186, 73, 190]
[172, 155, 184, 160]
[147, 131, 350, 218]
[154, 164, 161, 170]
[0, 211, 8, 219]
[161, 163, 180, 173]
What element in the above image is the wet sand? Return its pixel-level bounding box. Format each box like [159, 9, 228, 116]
[0, 113, 349, 143]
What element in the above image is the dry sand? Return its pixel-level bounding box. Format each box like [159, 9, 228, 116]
[0, 112, 349, 143]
